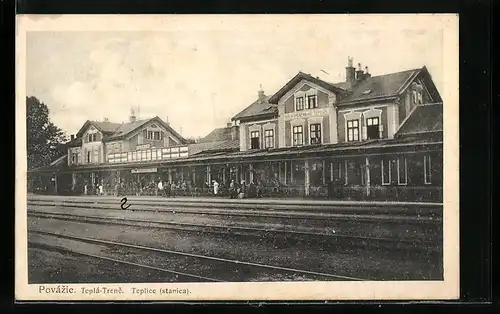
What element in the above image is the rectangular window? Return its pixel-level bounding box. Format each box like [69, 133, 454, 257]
[347, 119, 359, 142]
[88, 134, 97, 142]
[264, 129, 274, 149]
[250, 131, 260, 149]
[366, 117, 380, 140]
[292, 125, 304, 146]
[93, 150, 99, 163]
[310, 123, 322, 144]
[307, 95, 317, 109]
[397, 156, 408, 185]
[424, 155, 432, 184]
[150, 131, 161, 140]
[147, 131, 153, 140]
[132, 151, 137, 161]
[295, 97, 304, 111]
[87, 151, 91, 163]
[381, 159, 391, 185]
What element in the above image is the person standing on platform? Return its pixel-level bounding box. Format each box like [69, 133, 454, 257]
[213, 180, 220, 196]
[327, 179, 335, 200]
[170, 181, 177, 198]
[157, 179, 163, 197]
[229, 180, 236, 199]
[239, 180, 246, 199]
[98, 182, 104, 196]
[164, 180, 171, 197]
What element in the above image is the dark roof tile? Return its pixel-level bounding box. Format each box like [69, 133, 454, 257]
[107, 119, 150, 139]
[231, 95, 277, 121]
[396, 102, 443, 136]
[199, 127, 232, 143]
[89, 121, 122, 133]
[338, 68, 420, 104]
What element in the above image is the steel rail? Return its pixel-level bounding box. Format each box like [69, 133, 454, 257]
[29, 228, 366, 281]
[28, 210, 436, 246]
[29, 241, 223, 282]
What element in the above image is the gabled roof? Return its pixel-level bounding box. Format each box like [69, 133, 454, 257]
[231, 95, 277, 121]
[75, 116, 188, 144]
[75, 120, 121, 138]
[337, 66, 442, 105]
[189, 126, 239, 155]
[338, 68, 420, 105]
[396, 102, 443, 137]
[106, 118, 151, 139]
[267, 71, 347, 104]
[198, 127, 232, 143]
[232, 66, 441, 121]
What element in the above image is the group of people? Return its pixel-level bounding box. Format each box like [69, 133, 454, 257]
[156, 180, 188, 197]
[83, 181, 104, 196]
[81, 176, 345, 199]
[228, 179, 263, 199]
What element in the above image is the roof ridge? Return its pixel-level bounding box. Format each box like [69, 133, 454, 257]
[327, 67, 421, 86]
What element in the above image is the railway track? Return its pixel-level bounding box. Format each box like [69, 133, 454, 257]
[27, 201, 441, 224]
[29, 229, 365, 282]
[28, 210, 440, 252]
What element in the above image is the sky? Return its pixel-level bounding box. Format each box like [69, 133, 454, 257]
[25, 15, 448, 139]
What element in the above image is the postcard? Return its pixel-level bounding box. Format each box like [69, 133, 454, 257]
[16, 14, 459, 301]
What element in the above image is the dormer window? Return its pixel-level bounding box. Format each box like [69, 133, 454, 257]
[412, 82, 424, 105]
[307, 95, 317, 109]
[295, 97, 304, 111]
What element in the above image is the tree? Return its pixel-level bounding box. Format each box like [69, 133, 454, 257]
[26, 96, 67, 170]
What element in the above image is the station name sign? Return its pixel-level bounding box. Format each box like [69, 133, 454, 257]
[284, 108, 329, 121]
[131, 167, 157, 174]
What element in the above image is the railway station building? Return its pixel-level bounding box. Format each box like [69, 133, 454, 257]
[28, 58, 443, 202]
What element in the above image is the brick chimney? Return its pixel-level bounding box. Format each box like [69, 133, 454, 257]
[230, 122, 239, 141]
[355, 63, 364, 81]
[258, 85, 266, 103]
[70, 134, 75, 141]
[364, 66, 371, 79]
[345, 56, 356, 89]
[129, 108, 136, 123]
